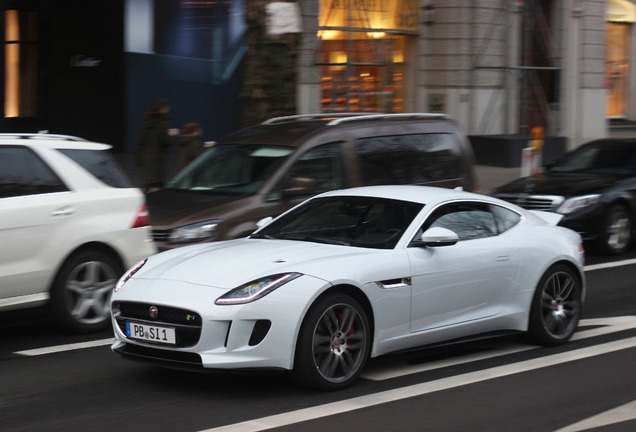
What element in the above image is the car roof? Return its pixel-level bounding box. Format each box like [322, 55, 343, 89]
[316, 185, 498, 206]
[220, 113, 456, 147]
[583, 138, 636, 147]
[0, 133, 111, 150]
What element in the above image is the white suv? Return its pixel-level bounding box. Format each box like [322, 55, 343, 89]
[0, 134, 156, 332]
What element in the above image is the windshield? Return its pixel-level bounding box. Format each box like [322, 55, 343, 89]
[167, 144, 294, 194]
[252, 196, 424, 249]
[549, 143, 636, 176]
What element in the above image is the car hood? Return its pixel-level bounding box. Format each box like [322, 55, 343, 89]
[147, 188, 252, 228]
[494, 172, 620, 197]
[137, 238, 392, 288]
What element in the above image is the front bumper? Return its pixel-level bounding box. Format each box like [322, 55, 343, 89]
[110, 275, 328, 371]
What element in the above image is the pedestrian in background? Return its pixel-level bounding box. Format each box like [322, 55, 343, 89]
[138, 98, 178, 191]
[177, 122, 203, 171]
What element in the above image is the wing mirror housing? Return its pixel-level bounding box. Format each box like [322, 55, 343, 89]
[256, 216, 273, 229]
[411, 227, 459, 248]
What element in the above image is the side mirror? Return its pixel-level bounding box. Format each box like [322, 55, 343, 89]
[256, 216, 273, 229]
[282, 177, 316, 198]
[411, 227, 459, 248]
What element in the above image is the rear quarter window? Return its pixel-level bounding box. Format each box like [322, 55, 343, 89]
[59, 149, 133, 188]
[355, 133, 462, 185]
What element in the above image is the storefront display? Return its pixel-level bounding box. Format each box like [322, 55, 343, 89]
[317, 0, 417, 113]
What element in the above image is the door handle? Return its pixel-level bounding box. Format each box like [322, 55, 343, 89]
[51, 206, 75, 217]
[496, 255, 510, 262]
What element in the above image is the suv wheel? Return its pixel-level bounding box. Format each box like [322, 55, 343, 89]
[50, 250, 123, 333]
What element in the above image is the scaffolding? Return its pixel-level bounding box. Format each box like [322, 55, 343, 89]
[473, 0, 561, 135]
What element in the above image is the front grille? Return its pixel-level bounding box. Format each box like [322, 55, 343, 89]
[114, 343, 203, 370]
[494, 193, 564, 211]
[152, 229, 170, 242]
[113, 301, 202, 347]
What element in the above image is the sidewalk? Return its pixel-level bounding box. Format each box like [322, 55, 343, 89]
[474, 165, 522, 194]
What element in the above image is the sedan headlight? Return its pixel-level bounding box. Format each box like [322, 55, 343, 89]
[557, 194, 601, 214]
[168, 220, 221, 244]
[115, 259, 147, 292]
[215, 273, 302, 305]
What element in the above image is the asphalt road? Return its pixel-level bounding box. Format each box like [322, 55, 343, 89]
[1, 249, 635, 432]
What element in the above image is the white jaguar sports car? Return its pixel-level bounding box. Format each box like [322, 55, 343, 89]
[111, 185, 586, 390]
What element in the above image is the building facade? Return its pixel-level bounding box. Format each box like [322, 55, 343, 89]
[1, 0, 246, 153]
[2, 0, 636, 153]
[292, 0, 636, 148]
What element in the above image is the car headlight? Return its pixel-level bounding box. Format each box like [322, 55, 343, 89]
[115, 259, 147, 292]
[215, 273, 302, 305]
[168, 220, 221, 244]
[557, 194, 601, 214]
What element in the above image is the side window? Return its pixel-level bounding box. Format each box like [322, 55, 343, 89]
[280, 142, 344, 197]
[356, 133, 462, 185]
[59, 149, 133, 188]
[490, 204, 521, 234]
[0, 146, 67, 198]
[422, 202, 497, 241]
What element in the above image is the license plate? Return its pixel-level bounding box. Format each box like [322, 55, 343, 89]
[126, 322, 176, 345]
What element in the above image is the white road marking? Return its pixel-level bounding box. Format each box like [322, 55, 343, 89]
[584, 257, 636, 272]
[199, 337, 636, 432]
[362, 316, 636, 381]
[553, 399, 636, 432]
[14, 338, 114, 357]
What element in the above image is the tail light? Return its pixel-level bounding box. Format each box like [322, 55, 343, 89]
[131, 204, 150, 228]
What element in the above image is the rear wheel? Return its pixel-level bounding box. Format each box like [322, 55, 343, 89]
[293, 294, 370, 391]
[50, 250, 123, 333]
[527, 264, 582, 346]
[597, 204, 632, 255]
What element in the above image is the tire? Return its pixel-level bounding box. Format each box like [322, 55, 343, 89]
[293, 293, 371, 391]
[49, 250, 123, 333]
[527, 264, 582, 346]
[597, 205, 632, 255]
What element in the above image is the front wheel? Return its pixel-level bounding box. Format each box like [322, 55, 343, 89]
[293, 294, 371, 391]
[527, 264, 582, 346]
[49, 250, 123, 333]
[597, 205, 632, 255]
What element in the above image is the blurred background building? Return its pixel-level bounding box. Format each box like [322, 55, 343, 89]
[1, 0, 635, 154]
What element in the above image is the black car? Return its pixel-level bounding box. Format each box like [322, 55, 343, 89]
[492, 138, 636, 255]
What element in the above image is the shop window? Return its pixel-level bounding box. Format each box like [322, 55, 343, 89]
[605, 22, 630, 118]
[5, 9, 37, 118]
[317, 0, 417, 113]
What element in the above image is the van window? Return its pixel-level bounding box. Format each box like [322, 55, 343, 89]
[167, 144, 293, 194]
[356, 133, 462, 185]
[271, 142, 344, 200]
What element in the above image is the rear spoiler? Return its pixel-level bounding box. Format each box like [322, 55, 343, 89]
[529, 210, 563, 226]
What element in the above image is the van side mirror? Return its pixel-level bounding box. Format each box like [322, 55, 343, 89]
[410, 227, 459, 248]
[282, 177, 316, 198]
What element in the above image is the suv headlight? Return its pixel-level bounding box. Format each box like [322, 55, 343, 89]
[557, 194, 601, 214]
[115, 259, 147, 292]
[168, 220, 221, 244]
[215, 273, 302, 305]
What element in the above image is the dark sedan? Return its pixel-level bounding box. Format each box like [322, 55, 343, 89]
[492, 138, 636, 255]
